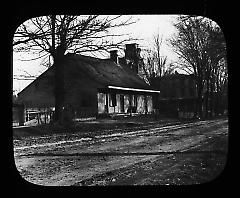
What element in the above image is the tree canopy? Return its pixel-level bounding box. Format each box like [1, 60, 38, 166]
[169, 15, 227, 118]
[13, 15, 137, 65]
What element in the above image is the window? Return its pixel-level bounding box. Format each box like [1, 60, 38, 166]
[109, 93, 116, 107]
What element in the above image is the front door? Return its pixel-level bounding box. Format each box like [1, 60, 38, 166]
[120, 95, 124, 113]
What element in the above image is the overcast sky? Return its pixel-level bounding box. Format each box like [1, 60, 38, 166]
[13, 15, 179, 94]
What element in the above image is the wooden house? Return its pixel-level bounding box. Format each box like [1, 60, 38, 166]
[17, 44, 160, 123]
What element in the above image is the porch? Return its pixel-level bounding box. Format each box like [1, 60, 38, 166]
[97, 85, 160, 116]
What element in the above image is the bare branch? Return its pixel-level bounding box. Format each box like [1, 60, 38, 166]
[13, 15, 138, 60]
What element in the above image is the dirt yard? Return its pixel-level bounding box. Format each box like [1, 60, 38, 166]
[13, 117, 228, 186]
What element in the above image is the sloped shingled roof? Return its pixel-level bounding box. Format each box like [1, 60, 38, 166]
[66, 53, 150, 89]
[18, 53, 150, 97]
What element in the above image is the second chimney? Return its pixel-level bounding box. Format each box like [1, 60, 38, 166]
[110, 50, 118, 64]
[125, 43, 137, 60]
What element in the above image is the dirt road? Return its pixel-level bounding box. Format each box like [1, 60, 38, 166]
[14, 118, 228, 186]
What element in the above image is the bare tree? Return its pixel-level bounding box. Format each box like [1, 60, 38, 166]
[142, 33, 169, 80]
[13, 15, 137, 124]
[205, 24, 227, 117]
[168, 15, 227, 118]
[153, 33, 167, 77]
[141, 49, 156, 79]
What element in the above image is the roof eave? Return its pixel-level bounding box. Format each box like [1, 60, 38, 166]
[107, 85, 160, 93]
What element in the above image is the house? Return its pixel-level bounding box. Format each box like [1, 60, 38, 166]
[149, 72, 197, 118]
[17, 44, 160, 125]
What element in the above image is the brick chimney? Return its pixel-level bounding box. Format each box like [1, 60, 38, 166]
[125, 43, 140, 73]
[110, 50, 118, 64]
[125, 43, 137, 60]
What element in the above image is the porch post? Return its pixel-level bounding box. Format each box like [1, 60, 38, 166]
[144, 95, 148, 114]
[105, 93, 109, 114]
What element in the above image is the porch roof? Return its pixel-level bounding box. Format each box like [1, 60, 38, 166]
[98, 85, 160, 94]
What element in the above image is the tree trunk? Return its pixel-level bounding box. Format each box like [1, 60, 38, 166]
[209, 78, 214, 117]
[215, 78, 221, 116]
[194, 100, 198, 119]
[205, 78, 210, 119]
[18, 104, 25, 126]
[196, 80, 203, 119]
[53, 51, 66, 124]
[198, 95, 203, 119]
